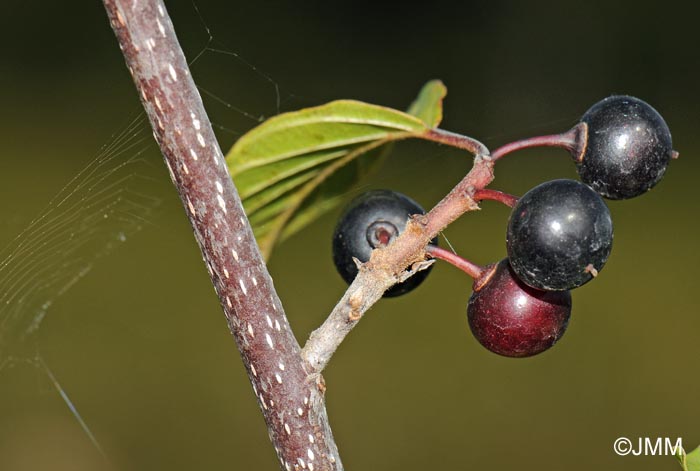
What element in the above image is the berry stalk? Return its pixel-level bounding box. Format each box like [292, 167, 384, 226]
[490, 124, 585, 161]
[473, 188, 519, 208]
[425, 245, 484, 279]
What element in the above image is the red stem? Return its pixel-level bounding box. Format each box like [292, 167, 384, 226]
[426, 245, 484, 279]
[473, 188, 519, 208]
[490, 124, 584, 161]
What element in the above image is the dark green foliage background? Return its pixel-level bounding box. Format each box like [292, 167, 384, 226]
[0, 1, 697, 470]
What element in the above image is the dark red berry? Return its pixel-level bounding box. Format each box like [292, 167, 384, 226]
[577, 95, 674, 200]
[332, 190, 436, 297]
[467, 259, 572, 358]
[507, 179, 613, 291]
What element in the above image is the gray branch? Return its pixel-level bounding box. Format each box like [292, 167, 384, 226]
[302, 155, 495, 373]
[101, 1, 342, 469]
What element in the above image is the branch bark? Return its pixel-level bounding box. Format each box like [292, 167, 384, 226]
[102, 2, 341, 470]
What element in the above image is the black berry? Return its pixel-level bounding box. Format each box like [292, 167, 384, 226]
[332, 190, 436, 297]
[577, 95, 674, 199]
[507, 179, 613, 291]
[468, 259, 572, 358]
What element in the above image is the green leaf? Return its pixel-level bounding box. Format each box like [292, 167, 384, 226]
[280, 144, 386, 241]
[226, 81, 448, 260]
[229, 100, 425, 176]
[407, 80, 447, 128]
[677, 445, 700, 471]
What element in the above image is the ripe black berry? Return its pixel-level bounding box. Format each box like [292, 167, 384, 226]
[332, 190, 436, 297]
[576, 95, 674, 200]
[507, 179, 613, 291]
[468, 259, 572, 358]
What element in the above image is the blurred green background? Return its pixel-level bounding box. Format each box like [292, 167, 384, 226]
[0, 1, 698, 470]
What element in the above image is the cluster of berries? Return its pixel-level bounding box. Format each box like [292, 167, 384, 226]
[332, 96, 675, 357]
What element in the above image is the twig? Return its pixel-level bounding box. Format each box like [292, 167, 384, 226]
[302, 153, 495, 373]
[102, 1, 342, 469]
